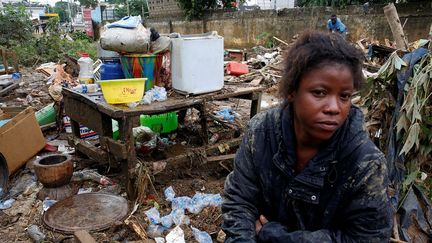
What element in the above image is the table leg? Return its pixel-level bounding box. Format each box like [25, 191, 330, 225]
[70, 119, 81, 138]
[250, 92, 262, 118]
[197, 103, 209, 144]
[119, 117, 137, 200]
[101, 114, 113, 138]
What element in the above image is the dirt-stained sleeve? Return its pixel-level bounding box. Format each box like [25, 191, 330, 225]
[222, 126, 260, 243]
[257, 155, 393, 243]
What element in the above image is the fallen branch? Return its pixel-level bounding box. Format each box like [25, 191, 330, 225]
[273, 36, 289, 46]
[125, 217, 148, 240]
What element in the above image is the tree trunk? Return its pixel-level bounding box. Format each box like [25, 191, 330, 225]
[383, 3, 408, 51]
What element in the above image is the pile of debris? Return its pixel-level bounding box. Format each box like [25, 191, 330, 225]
[361, 39, 432, 243]
[224, 45, 285, 87]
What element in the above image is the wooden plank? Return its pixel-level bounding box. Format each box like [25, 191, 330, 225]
[0, 82, 18, 97]
[151, 138, 242, 174]
[99, 137, 128, 160]
[250, 76, 264, 86]
[207, 154, 236, 162]
[64, 96, 104, 134]
[97, 97, 204, 118]
[74, 230, 97, 243]
[68, 136, 109, 163]
[64, 86, 264, 120]
[250, 92, 262, 118]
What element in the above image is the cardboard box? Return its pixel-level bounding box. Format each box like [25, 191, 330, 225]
[0, 107, 45, 177]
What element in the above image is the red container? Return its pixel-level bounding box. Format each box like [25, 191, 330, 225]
[226, 62, 249, 76]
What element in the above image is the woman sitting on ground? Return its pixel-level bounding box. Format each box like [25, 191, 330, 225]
[222, 31, 392, 242]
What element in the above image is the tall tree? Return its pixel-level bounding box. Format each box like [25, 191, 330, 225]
[53, 1, 79, 22]
[77, 0, 98, 8]
[111, 0, 149, 18]
[0, 5, 32, 47]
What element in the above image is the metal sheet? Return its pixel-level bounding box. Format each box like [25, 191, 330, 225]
[43, 193, 128, 233]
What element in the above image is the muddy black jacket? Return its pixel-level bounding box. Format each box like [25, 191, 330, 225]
[222, 105, 392, 242]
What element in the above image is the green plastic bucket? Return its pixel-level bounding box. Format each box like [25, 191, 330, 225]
[35, 103, 56, 126]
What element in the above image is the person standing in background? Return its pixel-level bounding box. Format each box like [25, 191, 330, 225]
[327, 14, 348, 39]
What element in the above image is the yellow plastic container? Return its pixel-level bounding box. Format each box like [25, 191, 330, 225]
[98, 78, 146, 104]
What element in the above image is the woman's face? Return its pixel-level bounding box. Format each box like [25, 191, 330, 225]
[288, 63, 354, 146]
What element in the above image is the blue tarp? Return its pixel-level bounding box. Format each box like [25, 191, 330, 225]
[106, 16, 141, 29]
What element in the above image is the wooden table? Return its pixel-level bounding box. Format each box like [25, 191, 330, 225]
[63, 85, 264, 199]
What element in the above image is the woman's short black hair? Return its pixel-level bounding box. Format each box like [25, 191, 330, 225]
[279, 31, 364, 99]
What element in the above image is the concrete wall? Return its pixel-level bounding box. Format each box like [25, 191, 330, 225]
[146, 3, 432, 48]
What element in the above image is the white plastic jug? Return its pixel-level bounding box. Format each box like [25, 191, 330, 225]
[78, 53, 94, 84]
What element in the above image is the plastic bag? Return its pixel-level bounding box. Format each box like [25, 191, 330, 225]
[145, 207, 161, 225]
[147, 224, 166, 238]
[106, 16, 141, 29]
[166, 226, 185, 243]
[133, 126, 157, 154]
[141, 86, 167, 105]
[192, 226, 212, 243]
[100, 24, 151, 53]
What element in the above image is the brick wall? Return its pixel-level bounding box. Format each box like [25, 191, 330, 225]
[146, 3, 432, 48]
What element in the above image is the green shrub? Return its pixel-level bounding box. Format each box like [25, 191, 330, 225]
[0, 5, 33, 47]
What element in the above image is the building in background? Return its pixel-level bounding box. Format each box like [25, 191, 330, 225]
[147, 0, 182, 18]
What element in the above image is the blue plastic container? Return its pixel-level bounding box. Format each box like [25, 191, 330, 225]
[101, 59, 125, 80]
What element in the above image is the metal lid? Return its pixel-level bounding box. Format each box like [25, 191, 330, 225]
[43, 193, 128, 234]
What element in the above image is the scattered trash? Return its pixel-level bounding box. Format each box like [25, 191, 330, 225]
[166, 225, 185, 243]
[141, 86, 167, 105]
[155, 237, 166, 243]
[226, 62, 249, 76]
[147, 224, 166, 238]
[0, 108, 45, 180]
[192, 226, 212, 243]
[0, 198, 15, 209]
[133, 126, 157, 154]
[27, 224, 46, 243]
[42, 198, 57, 211]
[43, 193, 128, 233]
[127, 102, 138, 109]
[209, 133, 220, 145]
[217, 230, 226, 242]
[34, 154, 73, 188]
[214, 107, 236, 123]
[78, 188, 92, 194]
[72, 169, 113, 185]
[72, 84, 99, 93]
[145, 207, 161, 225]
[9, 172, 37, 198]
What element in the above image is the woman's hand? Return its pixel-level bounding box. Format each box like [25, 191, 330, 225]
[255, 215, 269, 235]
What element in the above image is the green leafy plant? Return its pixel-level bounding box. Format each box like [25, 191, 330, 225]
[362, 44, 432, 199]
[257, 32, 274, 48]
[0, 5, 33, 47]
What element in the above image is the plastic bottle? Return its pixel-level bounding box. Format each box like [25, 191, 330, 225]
[72, 84, 99, 94]
[78, 53, 94, 84]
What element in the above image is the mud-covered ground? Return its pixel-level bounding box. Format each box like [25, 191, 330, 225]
[0, 68, 279, 242]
